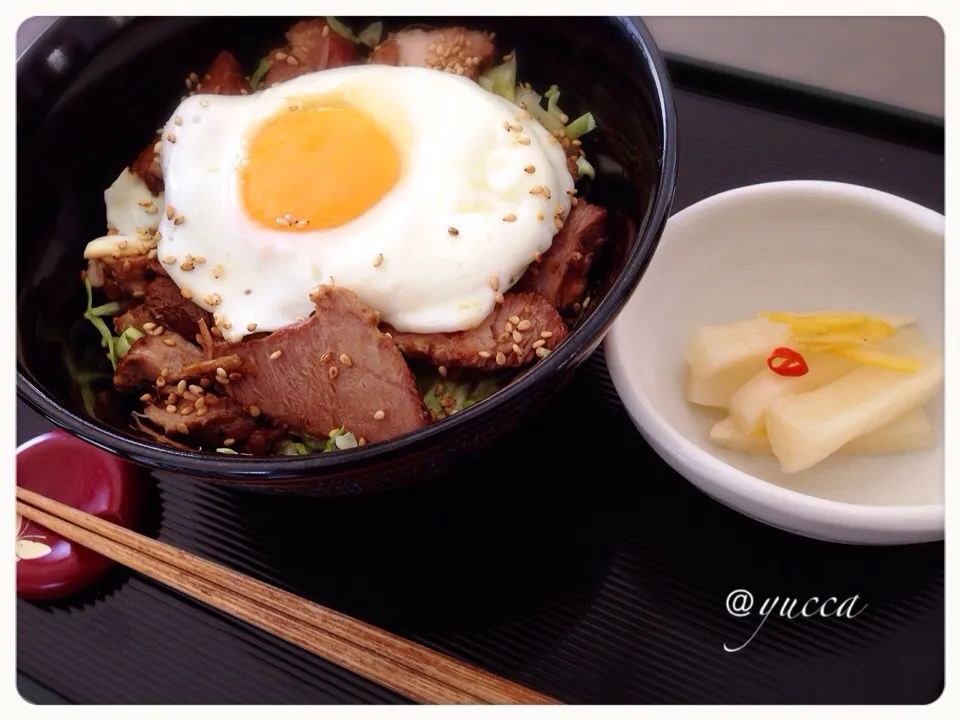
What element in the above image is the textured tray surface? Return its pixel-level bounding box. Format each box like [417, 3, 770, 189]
[17, 78, 944, 704]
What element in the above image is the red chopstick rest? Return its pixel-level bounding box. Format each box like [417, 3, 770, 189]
[16, 430, 143, 600]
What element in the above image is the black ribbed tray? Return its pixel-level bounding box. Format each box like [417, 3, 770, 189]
[17, 55, 945, 704]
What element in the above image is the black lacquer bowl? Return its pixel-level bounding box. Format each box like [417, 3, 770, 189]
[17, 16, 677, 495]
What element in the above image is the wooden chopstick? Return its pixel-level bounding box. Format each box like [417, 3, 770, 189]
[16, 487, 559, 705]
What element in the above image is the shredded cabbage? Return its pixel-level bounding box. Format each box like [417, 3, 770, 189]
[576, 156, 596, 179]
[326, 17, 359, 43]
[216, 447, 239, 455]
[419, 374, 503, 420]
[276, 427, 358, 456]
[114, 327, 145, 358]
[83, 277, 118, 369]
[480, 53, 517, 102]
[565, 112, 596, 140]
[250, 57, 272, 89]
[326, 18, 383, 48]
[357, 22, 384, 48]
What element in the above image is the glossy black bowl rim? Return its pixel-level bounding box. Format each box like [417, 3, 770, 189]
[16, 16, 678, 480]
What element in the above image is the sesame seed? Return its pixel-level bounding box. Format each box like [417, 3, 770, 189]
[374, 410, 386, 421]
[535, 211, 544, 221]
[153, 141, 162, 154]
[222, 322, 232, 330]
[166, 404, 177, 413]
[540, 330, 554, 338]
[512, 343, 523, 355]
[224, 438, 236, 447]
[532, 339, 546, 349]
[320, 351, 332, 363]
[536, 347, 552, 358]
[518, 137, 531, 145]
[193, 256, 206, 264]
[210, 294, 221, 305]
[505, 321, 514, 333]
[270, 350, 283, 360]
[156, 376, 166, 387]
[162, 337, 175, 347]
[495, 351, 506, 366]
[530, 186, 543, 195]
[174, 214, 185, 225]
[534, 251, 543, 262]
[216, 376, 230, 386]
[339, 353, 352, 367]
[174, 115, 183, 126]
[275, 216, 291, 227]
[543, 187, 552, 200]
[166, 132, 176, 144]
[296, 219, 309, 228]
[567, 188, 577, 196]
[512, 330, 523, 343]
[275, 51, 288, 60]
[139, 393, 152, 402]
[152, 326, 165, 336]
[246, 322, 257, 332]
[583, 296, 591, 309]
[517, 319, 533, 331]
[180, 287, 193, 299]
[373, 253, 383, 267]
[286, 55, 298, 65]
[245, 289, 252, 295]
[572, 197, 579, 206]
[555, 217, 564, 230]
[180, 405, 195, 416]
[180, 261, 194, 271]
[478, 350, 492, 359]
[556, 203, 565, 216]
[489, 276, 500, 291]
[189, 385, 204, 395]
[502, 213, 518, 223]
[448, 226, 459, 236]
[212, 264, 223, 279]
[494, 292, 504, 304]
[510, 123, 523, 132]
[176, 423, 189, 434]
[438, 365, 448, 377]
[524, 165, 535, 174]
[329, 366, 339, 379]
[249, 405, 261, 417]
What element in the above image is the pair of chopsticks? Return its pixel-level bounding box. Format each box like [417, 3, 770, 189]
[16, 487, 559, 705]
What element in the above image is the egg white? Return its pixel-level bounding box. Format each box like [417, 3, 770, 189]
[156, 65, 574, 343]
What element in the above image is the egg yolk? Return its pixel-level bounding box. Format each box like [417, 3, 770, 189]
[241, 104, 400, 231]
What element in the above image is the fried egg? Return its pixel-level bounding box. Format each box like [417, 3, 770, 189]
[156, 64, 574, 343]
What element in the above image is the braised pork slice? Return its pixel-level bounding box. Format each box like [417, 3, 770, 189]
[261, 19, 360, 87]
[369, 27, 496, 79]
[142, 395, 258, 448]
[218, 285, 429, 444]
[114, 303, 156, 335]
[145, 277, 215, 341]
[195, 50, 251, 95]
[513, 200, 607, 312]
[87, 254, 165, 301]
[114, 333, 204, 390]
[389, 293, 567, 370]
[131, 51, 250, 194]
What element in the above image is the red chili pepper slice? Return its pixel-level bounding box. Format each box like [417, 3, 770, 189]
[767, 347, 809, 377]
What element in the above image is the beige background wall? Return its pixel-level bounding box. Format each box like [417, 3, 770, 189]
[642, 16, 944, 117]
[18, 16, 946, 118]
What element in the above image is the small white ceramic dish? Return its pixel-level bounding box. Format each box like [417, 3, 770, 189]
[605, 180, 944, 545]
